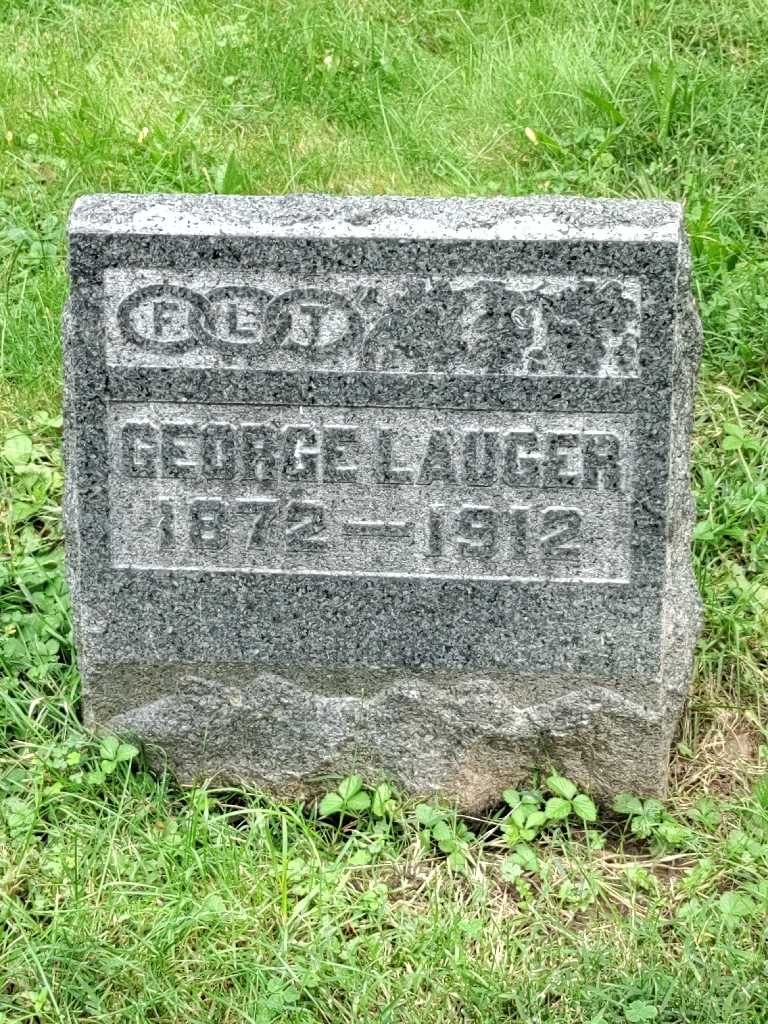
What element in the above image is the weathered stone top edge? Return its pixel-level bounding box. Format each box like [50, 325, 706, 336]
[68, 192, 683, 243]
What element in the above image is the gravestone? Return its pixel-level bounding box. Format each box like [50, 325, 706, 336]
[64, 194, 702, 810]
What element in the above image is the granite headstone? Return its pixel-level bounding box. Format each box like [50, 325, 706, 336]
[64, 193, 702, 810]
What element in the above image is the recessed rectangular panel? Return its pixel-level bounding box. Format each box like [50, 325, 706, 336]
[107, 402, 634, 581]
[103, 268, 642, 378]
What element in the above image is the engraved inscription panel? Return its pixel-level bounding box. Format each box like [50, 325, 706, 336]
[104, 270, 642, 377]
[107, 404, 635, 581]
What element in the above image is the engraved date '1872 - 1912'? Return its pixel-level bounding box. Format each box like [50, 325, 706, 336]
[154, 495, 582, 566]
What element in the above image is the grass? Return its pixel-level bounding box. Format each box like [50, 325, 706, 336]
[1, 0, 768, 1020]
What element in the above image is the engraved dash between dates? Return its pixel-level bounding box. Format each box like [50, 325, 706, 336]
[341, 520, 415, 541]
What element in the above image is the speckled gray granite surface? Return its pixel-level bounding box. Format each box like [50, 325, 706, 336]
[63, 193, 702, 810]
